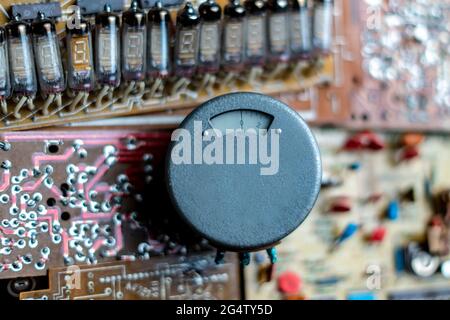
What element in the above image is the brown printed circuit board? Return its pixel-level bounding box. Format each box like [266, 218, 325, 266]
[0, 128, 241, 299]
[0, 0, 352, 131]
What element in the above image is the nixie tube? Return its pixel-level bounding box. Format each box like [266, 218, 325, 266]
[267, 0, 290, 62]
[32, 12, 65, 95]
[6, 15, 37, 97]
[290, 0, 313, 59]
[198, 0, 222, 74]
[66, 10, 95, 92]
[174, 2, 200, 78]
[313, 0, 333, 55]
[0, 27, 11, 101]
[221, 0, 246, 72]
[95, 4, 121, 87]
[147, 1, 173, 78]
[243, 0, 267, 66]
[122, 0, 147, 82]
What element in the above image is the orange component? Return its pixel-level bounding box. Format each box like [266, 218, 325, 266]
[401, 133, 425, 147]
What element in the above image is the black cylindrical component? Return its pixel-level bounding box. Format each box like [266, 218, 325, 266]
[122, 0, 147, 82]
[0, 27, 11, 100]
[313, 0, 333, 54]
[290, 0, 313, 59]
[147, 1, 173, 78]
[198, 0, 222, 73]
[66, 9, 95, 92]
[221, 0, 246, 72]
[32, 12, 65, 95]
[243, 0, 267, 66]
[6, 15, 37, 97]
[95, 4, 121, 87]
[267, 0, 290, 62]
[174, 2, 200, 77]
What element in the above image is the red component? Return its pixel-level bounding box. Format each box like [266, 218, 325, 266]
[343, 136, 364, 151]
[399, 146, 420, 161]
[343, 132, 385, 152]
[366, 133, 385, 151]
[278, 271, 302, 295]
[370, 227, 387, 243]
[329, 197, 352, 213]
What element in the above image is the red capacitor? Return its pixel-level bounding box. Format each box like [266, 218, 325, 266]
[277, 271, 301, 295]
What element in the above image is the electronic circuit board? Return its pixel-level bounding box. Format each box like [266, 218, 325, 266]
[0, 0, 349, 131]
[245, 128, 450, 300]
[19, 253, 241, 300]
[348, 0, 450, 131]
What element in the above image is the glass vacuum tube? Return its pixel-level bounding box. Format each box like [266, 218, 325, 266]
[0, 27, 11, 101]
[122, 0, 147, 82]
[174, 2, 200, 78]
[313, 0, 333, 54]
[32, 12, 65, 95]
[147, 1, 173, 78]
[95, 4, 121, 87]
[221, 0, 246, 72]
[267, 0, 290, 62]
[243, 0, 267, 66]
[6, 15, 37, 97]
[198, 0, 222, 74]
[66, 9, 95, 92]
[290, 0, 313, 59]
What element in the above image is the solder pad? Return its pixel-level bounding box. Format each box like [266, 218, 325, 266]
[0, 128, 211, 279]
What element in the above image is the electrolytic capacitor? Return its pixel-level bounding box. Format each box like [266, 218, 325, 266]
[6, 15, 37, 97]
[122, 0, 147, 82]
[147, 1, 172, 78]
[221, 0, 246, 72]
[243, 0, 267, 66]
[95, 4, 121, 87]
[66, 9, 95, 92]
[174, 2, 200, 77]
[313, 0, 333, 54]
[290, 0, 313, 59]
[198, 0, 222, 74]
[31, 12, 65, 95]
[0, 27, 11, 102]
[267, 0, 290, 62]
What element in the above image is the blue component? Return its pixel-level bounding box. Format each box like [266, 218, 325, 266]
[394, 247, 405, 273]
[337, 223, 359, 243]
[315, 276, 342, 286]
[387, 200, 400, 221]
[348, 162, 361, 171]
[253, 252, 266, 265]
[347, 292, 377, 300]
[267, 248, 278, 264]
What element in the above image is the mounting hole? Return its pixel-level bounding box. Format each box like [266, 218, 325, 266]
[48, 144, 59, 154]
[61, 211, 71, 221]
[46, 198, 56, 207]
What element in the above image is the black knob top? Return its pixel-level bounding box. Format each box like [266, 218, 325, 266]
[244, 0, 267, 15]
[199, 0, 222, 22]
[177, 2, 200, 27]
